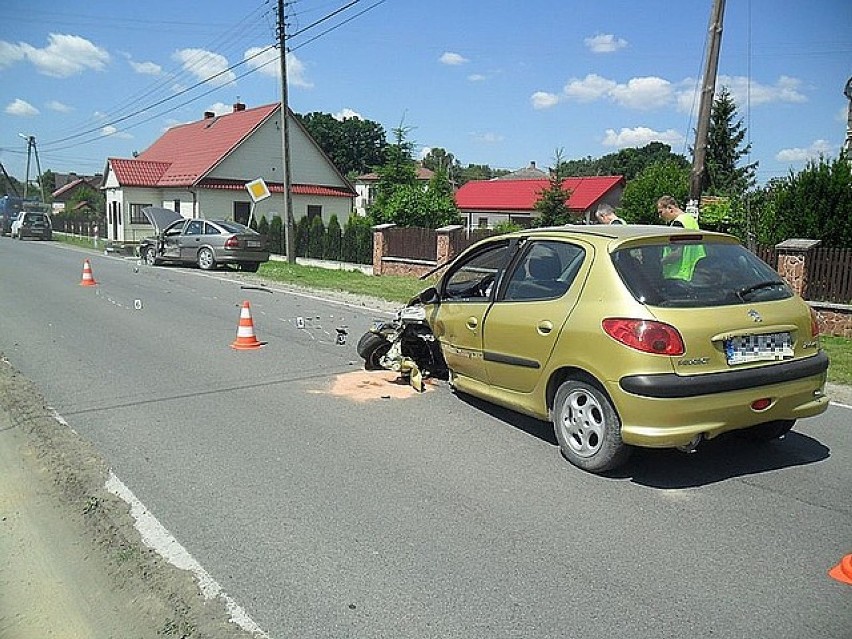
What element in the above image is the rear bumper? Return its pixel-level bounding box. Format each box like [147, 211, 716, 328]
[611, 352, 829, 448]
[215, 250, 270, 264]
[619, 351, 829, 398]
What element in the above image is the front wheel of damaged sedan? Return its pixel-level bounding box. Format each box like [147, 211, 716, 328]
[197, 247, 217, 270]
[552, 379, 631, 473]
[142, 246, 159, 266]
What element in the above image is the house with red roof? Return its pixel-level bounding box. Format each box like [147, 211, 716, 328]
[102, 102, 355, 243]
[353, 163, 434, 217]
[454, 174, 625, 229]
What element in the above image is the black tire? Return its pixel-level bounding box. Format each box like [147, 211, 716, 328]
[240, 262, 261, 273]
[142, 246, 159, 266]
[740, 419, 795, 441]
[197, 247, 216, 270]
[357, 332, 391, 370]
[552, 379, 631, 473]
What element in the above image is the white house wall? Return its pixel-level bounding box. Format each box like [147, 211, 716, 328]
[211, 115, 347, 188]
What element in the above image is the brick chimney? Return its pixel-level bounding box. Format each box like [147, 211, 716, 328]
[233, 102, 246, 112]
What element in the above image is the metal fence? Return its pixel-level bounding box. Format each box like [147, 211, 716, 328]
[807, 247, 852, 304]
[384, 227, 437, 261]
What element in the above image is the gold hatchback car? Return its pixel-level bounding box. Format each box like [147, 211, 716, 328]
[420, 225, 829, 473]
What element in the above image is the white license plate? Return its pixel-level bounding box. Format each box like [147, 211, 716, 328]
[724, 332, 793, 365]
[247, 240, 261, 248]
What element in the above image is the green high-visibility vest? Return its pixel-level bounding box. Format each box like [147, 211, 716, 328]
[662, 214, 706, 280]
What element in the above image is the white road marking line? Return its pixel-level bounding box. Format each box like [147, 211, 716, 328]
[104, 471, 269, 637]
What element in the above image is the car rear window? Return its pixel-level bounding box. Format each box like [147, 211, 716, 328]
[612, 241, 793, 308]
[217, 220, 258, 234]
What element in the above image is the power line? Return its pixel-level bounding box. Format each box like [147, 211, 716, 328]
[36, 0, 385, 152]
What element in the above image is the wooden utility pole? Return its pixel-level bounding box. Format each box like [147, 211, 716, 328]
[277, 0, 296, 263]
[689, 0, 726, 208]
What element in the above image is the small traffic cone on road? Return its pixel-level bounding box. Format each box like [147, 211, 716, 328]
[231, 301, 264, 350]
[79, 259, 97, 286]
[829, 554, 852, 585]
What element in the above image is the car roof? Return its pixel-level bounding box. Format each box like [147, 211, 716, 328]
[499, 223, 735, 245]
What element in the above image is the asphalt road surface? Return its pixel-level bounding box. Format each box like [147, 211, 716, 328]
[1, 238, 850, 638]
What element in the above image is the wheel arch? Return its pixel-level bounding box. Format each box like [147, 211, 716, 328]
[545, 366, 610, 418]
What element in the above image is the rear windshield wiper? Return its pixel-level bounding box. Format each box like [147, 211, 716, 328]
[736, 279, 785, 300]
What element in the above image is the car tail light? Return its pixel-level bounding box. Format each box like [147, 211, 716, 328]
[224, 237, 240, 249]
[602, 318, 685, 356]
[809, 307, 821, 338]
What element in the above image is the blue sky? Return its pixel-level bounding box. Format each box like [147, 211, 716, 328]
[1, 0, 849, 187]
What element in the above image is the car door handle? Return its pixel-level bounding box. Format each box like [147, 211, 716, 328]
[537, 320, 553, 334]
[466, 317, 478, 330]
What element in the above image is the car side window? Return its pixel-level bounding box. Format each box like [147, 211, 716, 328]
[503, 241, 585, 301]
[185, 220, 204, 235]
[203, 222, 220, 235]
[442, 242, 512, 302]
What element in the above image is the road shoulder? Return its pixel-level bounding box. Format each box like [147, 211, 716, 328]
[0, 359, 257, 638]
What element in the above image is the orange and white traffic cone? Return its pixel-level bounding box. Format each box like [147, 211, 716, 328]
[829, 554, 852, 585]
[231, 301, 264, 350]
[79, 259, 97, 286]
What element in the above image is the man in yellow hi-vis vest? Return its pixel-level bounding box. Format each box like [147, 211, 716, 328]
[657, 195, 706, 280]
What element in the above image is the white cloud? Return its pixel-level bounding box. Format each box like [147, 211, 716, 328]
[440, 52, 468, 66]
[333, 108, 362, 121]
[584, 33, 627, 53]
[243, 47, 312, 88]
[531, 91, 560, 110]
[471, 131, 504, 144]
[418, 146, 432, 160]
[468, 73, 486, 82]
[206, 102, 232, 116]
[553, 74, 671, 110]
[602, 126, 684, 148]
[837, 106, 849, 123]
[775, 139, 836, 162]
[3, 33, 109, 77]
[675, 75, 808, 113]
[46, 100, 71, 113]
[173, 48, 235, 86]
[730, 75, 807, 105]
[609, 76, 673, 110]
[130, 60, 162, 75]
[101, 125, 133, 139]
[5, 99, 39, 116]
[563, 74, 617, 102]
[539, 72, 807, 114]
[0, 40, 26, 68]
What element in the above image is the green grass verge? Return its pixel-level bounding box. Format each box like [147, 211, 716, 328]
[821, 336, 852, 386]
[258, 260, 435, 304]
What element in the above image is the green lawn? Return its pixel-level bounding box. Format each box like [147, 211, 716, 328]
[54, 233, 852, 385]
[821, 336, 852, 386]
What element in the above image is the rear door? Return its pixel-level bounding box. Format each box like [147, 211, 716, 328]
[483, 239, 589, 393]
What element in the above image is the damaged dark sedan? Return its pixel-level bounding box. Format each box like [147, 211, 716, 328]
[138, 207, 269, 272]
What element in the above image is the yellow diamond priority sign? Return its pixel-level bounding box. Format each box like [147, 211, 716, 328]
[246, 178, 271, 203]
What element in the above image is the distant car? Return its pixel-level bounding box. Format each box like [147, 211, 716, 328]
[417, 224, 829, 473]
[138, 206, 269, 272]
[11, 210, 52, 240]
[1, 211, 20, 236]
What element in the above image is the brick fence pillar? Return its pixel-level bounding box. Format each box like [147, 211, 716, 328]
[436, 224, 465, 265]
[775, 238, 821, 298]
[371, 223, 395, 276]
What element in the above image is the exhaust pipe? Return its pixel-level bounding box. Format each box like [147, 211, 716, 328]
[676, 435, 702, 454]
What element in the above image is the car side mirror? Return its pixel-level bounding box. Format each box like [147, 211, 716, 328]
[416, 286, 440, 305]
